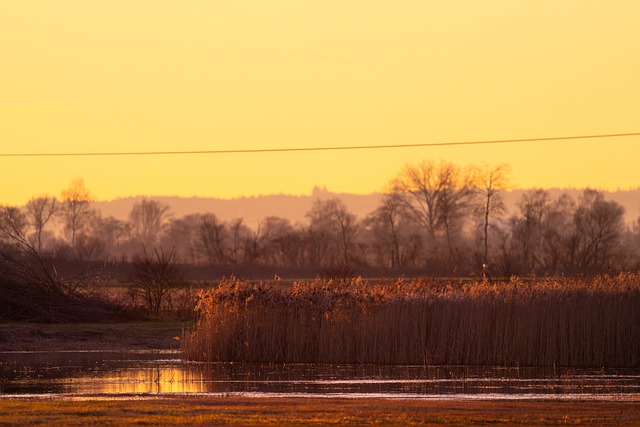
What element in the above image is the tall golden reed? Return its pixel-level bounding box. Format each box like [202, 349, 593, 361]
[182, 274, 640, 367]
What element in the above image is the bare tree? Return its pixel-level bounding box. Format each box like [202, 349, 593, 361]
[60, 178, 93, 248]
[197, 213, 227, 264]
[262, 217, 306, 267]
[472, 163, 510, 275]
[75, 232, 106, 262]
[365, 195, 404, 268]
[243, 220, 265, 265]
[25, 196, 58, 252]
[307, 198, 358, 267]
[494, 221, 519, 276]
[540, 193, 576, 272]
[391, 160, 473, 268]
[390, 160, 443, 248]
[161, 214, 200, 264]
[511, 189, 550, 272]
[435, 164, 475, 269]
[334, 203, 358, 266]
[305, 222, 332, 268]
[0, 206, 30, 255]
[130, 247, 182, 316]
[573, 189, 625, 271]
[128, 199, 171, 248]
[259, 217, 289, 266]
[0, 205, 119, 322]
[93, 215, 130, 260]
[227, 218, 250, 264]
[363, 194, 424, 269]
[0, 205, 60, 294]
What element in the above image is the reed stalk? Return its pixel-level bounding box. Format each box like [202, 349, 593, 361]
[182, 274, 640, 367]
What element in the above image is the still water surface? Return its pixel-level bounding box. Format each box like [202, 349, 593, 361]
[1, 350, 639, 399]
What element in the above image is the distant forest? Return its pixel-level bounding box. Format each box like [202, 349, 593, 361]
[2, 161, 640, 279]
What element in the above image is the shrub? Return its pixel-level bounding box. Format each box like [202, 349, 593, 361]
[129, 247, 183, 316]
[0, 219, 121, 323]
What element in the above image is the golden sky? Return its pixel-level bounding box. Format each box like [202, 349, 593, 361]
[1, 1, 639, 205]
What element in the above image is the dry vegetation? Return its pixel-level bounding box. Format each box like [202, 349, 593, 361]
[2, 397, 639, 426]
[183, 274, 640, 367]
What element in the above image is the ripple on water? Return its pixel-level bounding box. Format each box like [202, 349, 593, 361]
[1, 350, 639, 399]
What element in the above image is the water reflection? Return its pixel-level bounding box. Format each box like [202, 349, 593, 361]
[1, 350, 639, 398]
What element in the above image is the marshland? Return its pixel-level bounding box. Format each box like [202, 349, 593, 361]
[2, 171, 640, 424]
[2, 274, 640, 425]
[2, 275, 639, 399]
[183, 275, 640, 367]
[6, 0, 640, 422]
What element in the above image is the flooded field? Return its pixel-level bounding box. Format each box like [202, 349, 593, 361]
[1, 350, 639, 400]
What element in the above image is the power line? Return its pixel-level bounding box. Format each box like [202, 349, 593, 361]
[1, 132, 639, 157]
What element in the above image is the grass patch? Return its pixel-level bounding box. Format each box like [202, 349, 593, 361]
[1, 397, 639, 426]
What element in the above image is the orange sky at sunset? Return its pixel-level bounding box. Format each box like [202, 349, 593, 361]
[1, 1, 639, 205]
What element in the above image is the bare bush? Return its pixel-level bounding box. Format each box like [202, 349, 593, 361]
[0, 206, 120, 322]
[129, 247, 183, 316]
[320, 259, 358, 281]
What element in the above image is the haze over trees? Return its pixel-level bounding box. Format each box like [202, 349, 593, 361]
[2, 163, 640, 278]
[60, 178, 93, 250]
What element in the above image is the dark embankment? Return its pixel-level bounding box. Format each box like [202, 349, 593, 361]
[0, 276, 129, 323]
[0, 252, 129, 323]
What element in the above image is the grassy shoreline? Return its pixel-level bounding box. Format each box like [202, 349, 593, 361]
[1, 396, 639, 426]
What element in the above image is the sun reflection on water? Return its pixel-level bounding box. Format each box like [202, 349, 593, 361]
[93, 368, 208, 394]
[1, 350, 640, 398]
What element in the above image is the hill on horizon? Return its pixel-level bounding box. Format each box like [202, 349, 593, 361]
[92, 186, 640, 227]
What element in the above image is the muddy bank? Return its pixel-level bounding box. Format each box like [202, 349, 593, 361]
[0, 321, 186, 351]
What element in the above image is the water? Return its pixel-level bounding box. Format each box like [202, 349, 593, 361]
[1, 350, 639, 399]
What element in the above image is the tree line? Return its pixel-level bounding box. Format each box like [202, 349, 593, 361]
[2, 162, 640, 278]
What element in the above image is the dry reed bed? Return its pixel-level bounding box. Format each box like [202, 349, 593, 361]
[182, 275, 640, 367]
